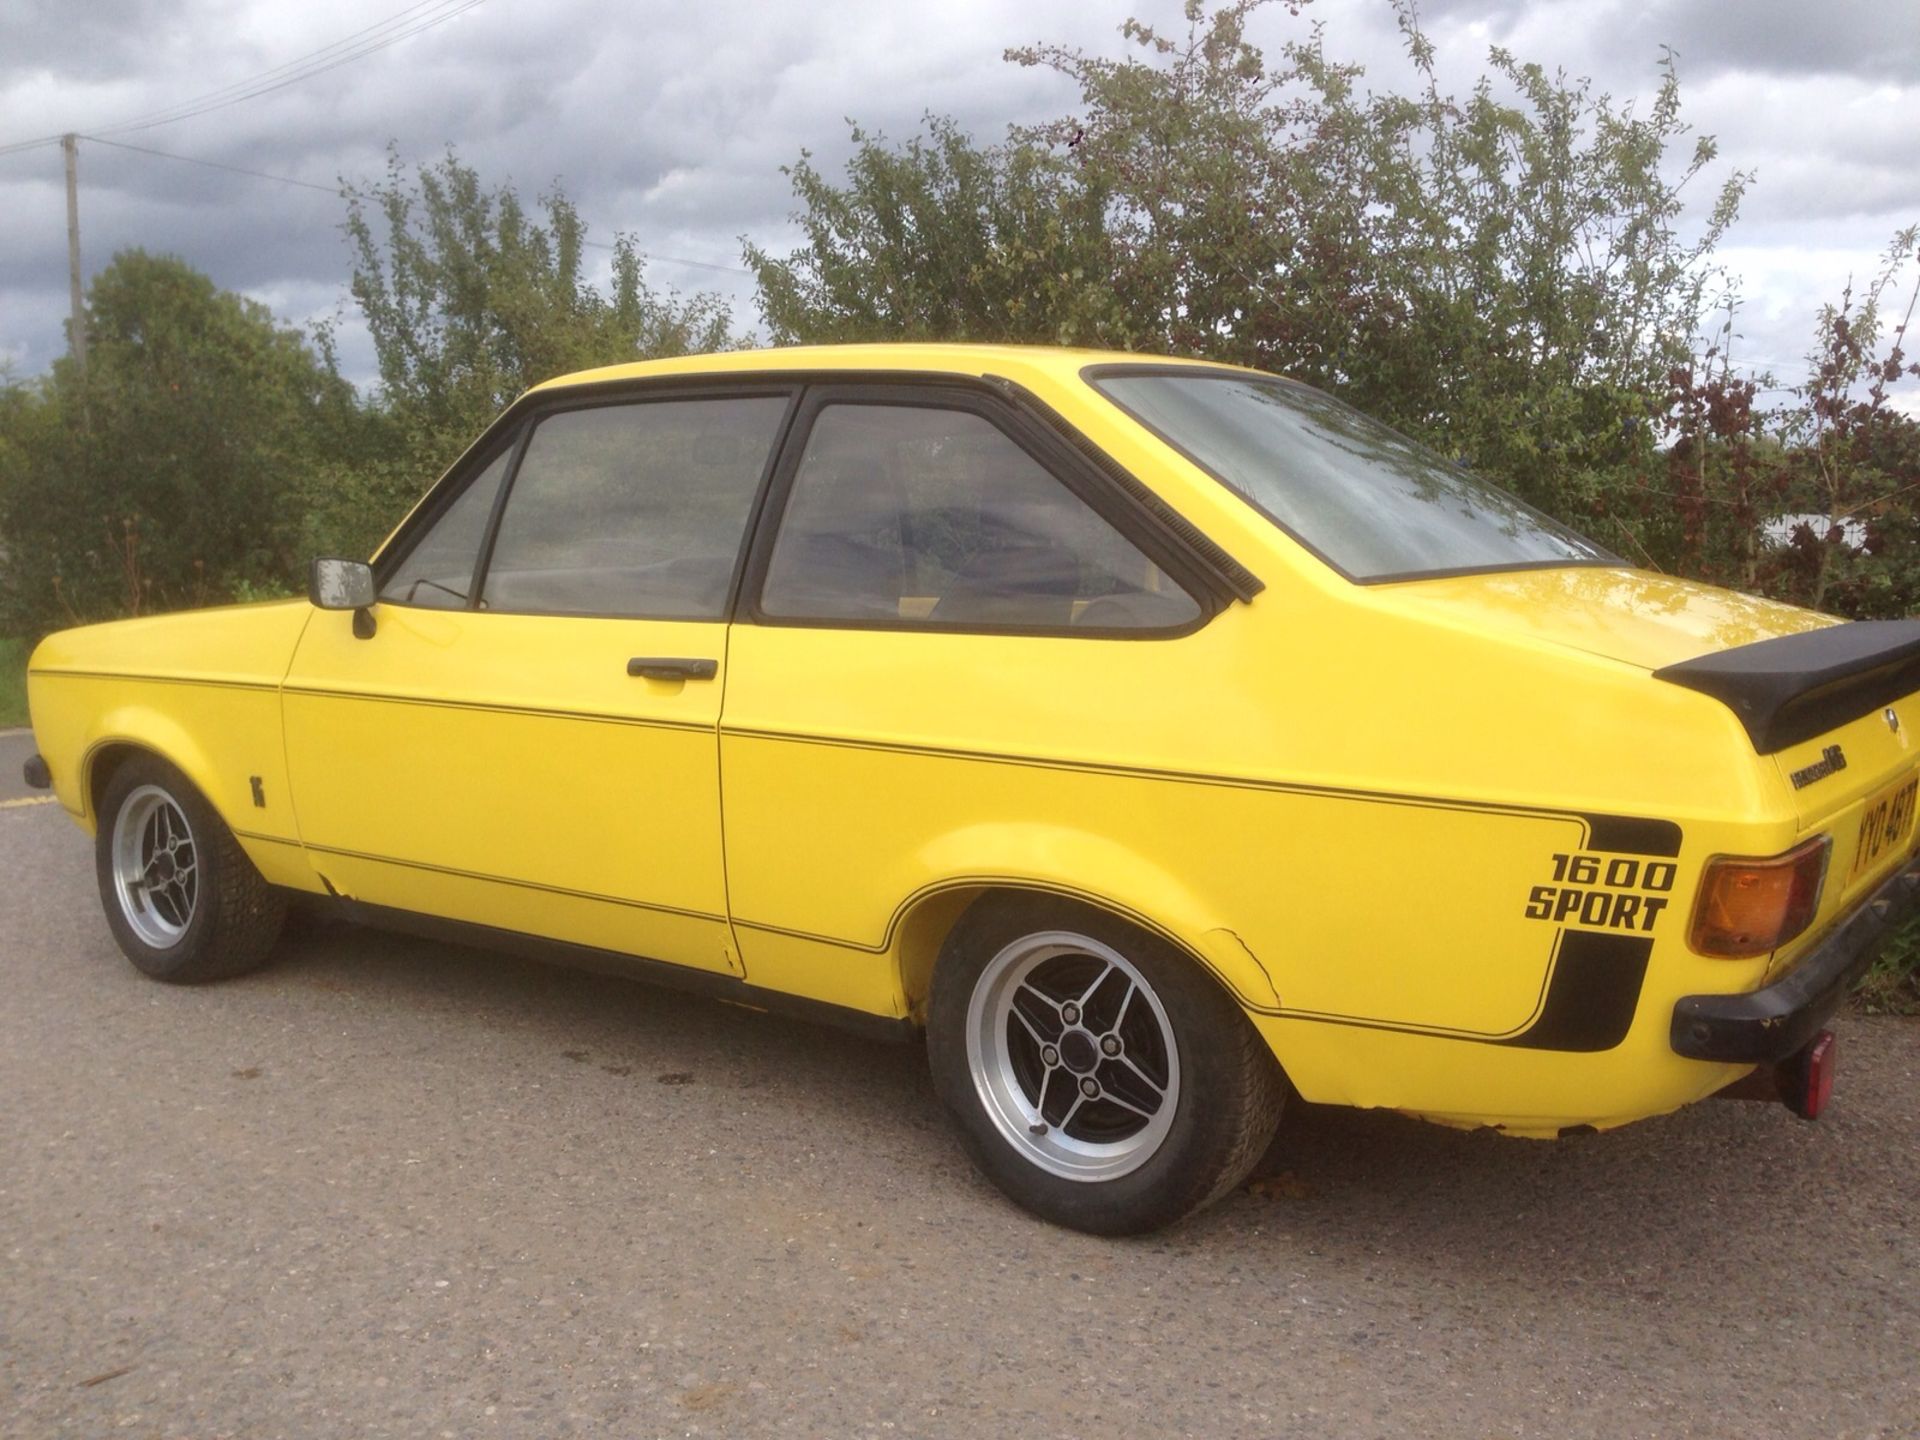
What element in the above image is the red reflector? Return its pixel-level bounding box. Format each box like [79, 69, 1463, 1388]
[1783, 1030, 1837, 1121]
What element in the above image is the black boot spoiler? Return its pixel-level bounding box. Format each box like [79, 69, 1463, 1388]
[1652, 619, 1920, 754]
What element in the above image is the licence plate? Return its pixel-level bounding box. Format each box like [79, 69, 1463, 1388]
[1848, 773, 1919, 884]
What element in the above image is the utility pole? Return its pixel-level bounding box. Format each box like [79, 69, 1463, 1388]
[62, 132, 87, 380]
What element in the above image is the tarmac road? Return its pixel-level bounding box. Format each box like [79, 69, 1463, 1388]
[1, 794, 1916, 1439]
[1, 728, 41, 804]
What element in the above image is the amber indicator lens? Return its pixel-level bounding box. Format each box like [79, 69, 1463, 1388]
[1689, 837, 1830, 959]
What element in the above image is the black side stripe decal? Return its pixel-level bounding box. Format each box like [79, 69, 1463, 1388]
[1499, 931, 1653, 1052]
[1579, 814, 1684, 858]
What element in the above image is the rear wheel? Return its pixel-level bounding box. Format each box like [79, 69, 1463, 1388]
[928, 895, 1285, 1234]
[95, 754, 286, 983]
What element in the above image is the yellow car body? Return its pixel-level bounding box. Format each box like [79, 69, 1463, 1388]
[25, 344, 1920, 1215]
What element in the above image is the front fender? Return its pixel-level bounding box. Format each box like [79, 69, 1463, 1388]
[27, 602, 311, 849]
[31, 672, 305, 872]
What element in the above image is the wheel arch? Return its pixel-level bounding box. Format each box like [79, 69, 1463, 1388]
[81, 715, 228, 833]
[887, 844, 1285, 1024]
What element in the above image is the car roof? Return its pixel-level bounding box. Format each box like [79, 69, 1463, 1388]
[528, 343, 1259, 396]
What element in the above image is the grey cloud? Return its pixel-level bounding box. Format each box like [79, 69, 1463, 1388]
[1409, 0, 1919, 82]
[0, 0, 187, 83]
[1623, 0, 1920, 81]
[0, 0, 1915, 395]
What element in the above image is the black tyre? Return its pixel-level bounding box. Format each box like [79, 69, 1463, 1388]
[94, 753, 287, 983]
[927, 894, 1285, 1235]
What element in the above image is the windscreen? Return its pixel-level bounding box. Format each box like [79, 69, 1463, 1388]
[1093, 370, 1616, 582]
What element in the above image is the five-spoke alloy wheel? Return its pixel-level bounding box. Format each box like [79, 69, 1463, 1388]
[930, 895, 1286, 1235]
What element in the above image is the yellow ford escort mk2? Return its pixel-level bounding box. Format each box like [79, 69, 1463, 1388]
[24, 345, 1920, 1233]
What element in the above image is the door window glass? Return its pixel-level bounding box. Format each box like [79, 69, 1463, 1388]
[379, 447, 510, 609]
[481, 397, 786, 618]
[758, 404, 1201, 630]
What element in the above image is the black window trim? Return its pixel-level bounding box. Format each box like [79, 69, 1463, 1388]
[1081, 361, 1624, 588]
[371, 380, 805, 625]
[367, 367, 1260, 633]
[981, 373, 1263, 603]
[735, 380, 1221, 641]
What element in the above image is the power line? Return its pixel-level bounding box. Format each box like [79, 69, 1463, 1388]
[0, 134, 61, 159]
[99, 0, 492, 137]
[72, 135, 752, 277]
[580, 237, 751, 277]
[0, 0, 489, 152]
[97, 0, 468, 136]
[82, 135, 340, 194]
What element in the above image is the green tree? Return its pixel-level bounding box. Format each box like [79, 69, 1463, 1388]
[342, 147, 737, 470]
[1022, 0, 1750, 513]
[1632, 229, 1920, 618]
[754, 0, 1746, 523]
[747, 117, 1129, 346]
[0, 250, 347, 632]
[1770, 227, 1920, 614]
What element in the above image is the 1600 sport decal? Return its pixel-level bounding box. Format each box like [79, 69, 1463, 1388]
[1523, 852, 1676, 932]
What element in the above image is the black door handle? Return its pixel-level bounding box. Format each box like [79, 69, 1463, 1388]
[627, 656, 718, 681]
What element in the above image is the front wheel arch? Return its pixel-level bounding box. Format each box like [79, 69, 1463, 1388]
[86, 741, 153, 826]
[79, 712, 228, 832]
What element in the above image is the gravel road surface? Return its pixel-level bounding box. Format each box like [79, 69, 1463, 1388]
[2, 797, 1915, 1439]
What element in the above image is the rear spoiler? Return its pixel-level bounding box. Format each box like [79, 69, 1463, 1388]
[1653, 619, 1920, 754]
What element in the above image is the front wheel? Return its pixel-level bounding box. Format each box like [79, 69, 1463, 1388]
[95, 754, 287, 983]
[928, 896, 1285, 1234]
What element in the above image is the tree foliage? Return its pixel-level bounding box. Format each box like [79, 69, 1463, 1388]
[343, 147, 735, 467]
[326, 149, 739, 566]
[0, 156, 747, 633]
[0, 251, 349, 629]
[747, 118, 1128, 347]
[758, 0, 1749, 521]
[1616, 229, 1920, 615]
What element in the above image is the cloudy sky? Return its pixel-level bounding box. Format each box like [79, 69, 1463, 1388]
[2, 0, 1917, 401]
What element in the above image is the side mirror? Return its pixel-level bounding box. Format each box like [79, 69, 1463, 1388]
[310, 557, 376, 610]
[309, 558, 378, 638]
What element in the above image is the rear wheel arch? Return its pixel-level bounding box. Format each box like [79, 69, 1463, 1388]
[896, 878, 1282, 1022]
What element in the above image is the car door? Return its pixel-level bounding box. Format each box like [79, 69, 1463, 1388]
[716, 385, 1213, 1015]
[282, 386, 795, 976]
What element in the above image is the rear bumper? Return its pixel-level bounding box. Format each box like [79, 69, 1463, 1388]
[1671, 857, 1920, 1063]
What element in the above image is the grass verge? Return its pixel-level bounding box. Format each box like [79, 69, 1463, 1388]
[1859, 914, 1920, 1015]
[0, 637, 25, 729]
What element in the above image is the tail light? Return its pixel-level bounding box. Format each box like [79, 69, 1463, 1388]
[1689, 837, 1830, 958]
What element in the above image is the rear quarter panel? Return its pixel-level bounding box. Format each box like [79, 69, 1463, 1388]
[720, 559, 1784, 1129]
